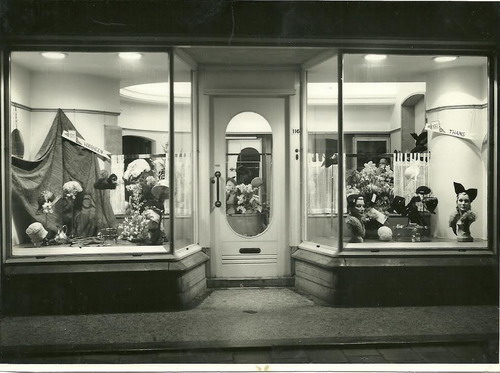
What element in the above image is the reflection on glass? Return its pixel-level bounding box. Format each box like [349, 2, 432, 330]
[225, 112, 272, 237]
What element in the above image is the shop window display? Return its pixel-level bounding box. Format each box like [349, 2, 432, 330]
[305, 53, 489, 249]
[8, 51, 192, 256]
[342, 54, 489, 248]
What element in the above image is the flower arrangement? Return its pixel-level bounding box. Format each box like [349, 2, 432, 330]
[37, 190, 55, 214]
[62, 181, 83, 199]
[226, 183, 264, 214]
[119, 183, 151, 242]
[346, 161, 394, 213]
[119, 160, 166, 243]
[37, 189, 55, 226]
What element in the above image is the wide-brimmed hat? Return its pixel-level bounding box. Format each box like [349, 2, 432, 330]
[25, 222, 48, 244]
[416, 186, 431, 195]
[152, 179, 169, 200]
[251, 177, 263, 188]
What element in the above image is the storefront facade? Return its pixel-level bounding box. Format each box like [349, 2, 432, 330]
[0, 1, 498, 315]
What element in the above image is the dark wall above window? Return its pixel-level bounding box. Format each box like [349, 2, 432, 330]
[0, 1, 498, 45]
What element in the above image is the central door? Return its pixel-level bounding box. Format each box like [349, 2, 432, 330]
[211, 96, 287, 279]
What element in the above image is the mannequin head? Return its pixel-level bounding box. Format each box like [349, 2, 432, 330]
[456, 192, 471, 213]
[453, 182, 477, 214]
[378, 158, 388, 170]
[347, 194, 365, 218]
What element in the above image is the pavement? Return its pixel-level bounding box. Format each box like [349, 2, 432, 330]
[0, 288, 498, 365]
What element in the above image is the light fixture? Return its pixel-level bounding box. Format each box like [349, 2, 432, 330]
[364, 54, 387, 61]
[41, 52, 67, 60]
[433, 56, 458, 63]
[119, 52, 142, 60]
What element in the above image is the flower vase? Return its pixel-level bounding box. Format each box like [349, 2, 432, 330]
[227, 213, 264, 236]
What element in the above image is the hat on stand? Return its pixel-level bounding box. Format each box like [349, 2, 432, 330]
[152, 179, 169, 200]
[26, 222, 48, 246]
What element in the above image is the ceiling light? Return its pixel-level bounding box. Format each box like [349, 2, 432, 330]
[41, 52, 67, 60]
[119, 52, 142, 60]
[433, 56, 458, 63]
[364, 54, 387, 61]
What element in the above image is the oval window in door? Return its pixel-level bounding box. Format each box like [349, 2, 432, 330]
[225, 112, 272, 237]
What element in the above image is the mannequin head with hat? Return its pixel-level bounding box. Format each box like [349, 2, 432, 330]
[449, 182, 477, 242]
[453, 182, 477, 214]
[347, 194, 365, 219]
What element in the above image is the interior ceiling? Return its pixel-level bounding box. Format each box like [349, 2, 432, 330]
[12, 48, 487, 85]
[179, 46, 331, 66]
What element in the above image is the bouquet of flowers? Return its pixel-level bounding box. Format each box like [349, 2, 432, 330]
[119, 160, 165, 243]
[226, 183, 264, 214]
[346, 161, 394, 213]
[37, 190, 55, 214]
[62, 181, 83, 200]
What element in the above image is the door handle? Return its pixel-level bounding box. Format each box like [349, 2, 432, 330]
[214, 171, 222, 208]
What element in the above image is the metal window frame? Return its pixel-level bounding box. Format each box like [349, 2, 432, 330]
[338, 48, 496, 255]
[0, 41, 497, 263]
[2, 46, 183, 261]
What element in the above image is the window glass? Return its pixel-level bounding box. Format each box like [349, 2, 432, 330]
[10, 51, 171, 256]
[173, 54, 194, 250]
[305, 55, 339, 247]
[225, 112, 272, 237]
[343, 54, 489, 249]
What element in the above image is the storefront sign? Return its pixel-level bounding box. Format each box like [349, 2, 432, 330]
[425, 105, 487, 148]
[425, 120, 475, 140]
[62, 130, 111, 160]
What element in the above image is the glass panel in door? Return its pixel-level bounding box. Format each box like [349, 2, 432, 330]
[225, 112, 272, 237]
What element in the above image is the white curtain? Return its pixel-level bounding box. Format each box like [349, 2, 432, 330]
[110, 154, 126, 215]
[307, 153, 338, 214]
[393, 152, 431, 204]
[173, 152, 192, 216]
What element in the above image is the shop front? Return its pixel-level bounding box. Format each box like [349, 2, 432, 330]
[0, 1, 498, 315]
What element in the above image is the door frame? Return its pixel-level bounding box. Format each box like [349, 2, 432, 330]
[201, 89, 297, 279]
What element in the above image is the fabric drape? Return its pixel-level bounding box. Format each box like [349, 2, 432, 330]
[12, 109, 116, 243]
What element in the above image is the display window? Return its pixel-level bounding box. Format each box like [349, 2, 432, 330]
[304, 52, 491, 252]
[6, 50, 196, 258]
[304, 54, 340, 247]
[343, 53, 490, 250]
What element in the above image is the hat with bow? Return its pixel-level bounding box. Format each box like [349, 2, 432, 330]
[453, 182, 478, 202]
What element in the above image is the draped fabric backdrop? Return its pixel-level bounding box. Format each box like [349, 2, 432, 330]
[11, 109, 116, 244]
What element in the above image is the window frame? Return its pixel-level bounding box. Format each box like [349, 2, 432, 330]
[2, 45, 200, 263]
[1, 42, 497, 263]
[301, 48, 497, 257]
[351, 135, 390, 171]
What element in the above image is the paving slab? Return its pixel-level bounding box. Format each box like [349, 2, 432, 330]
[305, 348, 348, 363]
[0, 288, 497, 356]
